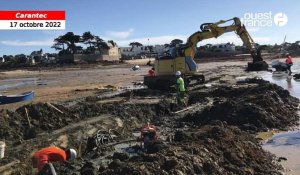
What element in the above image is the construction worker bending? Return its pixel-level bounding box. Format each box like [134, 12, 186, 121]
[175, 71, 186, 107]
[32, 146, 77, 175]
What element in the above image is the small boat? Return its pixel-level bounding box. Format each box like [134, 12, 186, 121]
[0, 91, 34, 105]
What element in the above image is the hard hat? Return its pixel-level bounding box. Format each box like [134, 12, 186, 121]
[67, 148, 77, 160]
[175, 71, 181, 76]
[286, 53, 290, 56]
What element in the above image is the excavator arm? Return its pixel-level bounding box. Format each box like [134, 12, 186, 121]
[144, 17, 268, 90]
[183, 17, 263, 63]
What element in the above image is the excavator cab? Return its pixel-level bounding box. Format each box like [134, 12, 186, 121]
[144, 17, 267, 90]
[144, 55, 204, 90]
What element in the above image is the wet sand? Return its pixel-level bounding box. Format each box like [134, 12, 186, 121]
[0, 64, 147, 110]
[0, 58, 255, 110]
[0, 58, 300, 174]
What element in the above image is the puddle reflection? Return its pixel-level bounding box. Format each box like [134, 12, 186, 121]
[260, 60, 300, 175]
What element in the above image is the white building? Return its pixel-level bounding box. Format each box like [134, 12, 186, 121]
[120, 45, 166, 58]
[203, 43, 236, 52]
[40, 54, 57, 64]
[30, 49, 44, 57]
[152, 45, 165, 56]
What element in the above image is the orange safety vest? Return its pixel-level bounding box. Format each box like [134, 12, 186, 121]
[286, 56, 293, 64]
[148, 69, 155, 76]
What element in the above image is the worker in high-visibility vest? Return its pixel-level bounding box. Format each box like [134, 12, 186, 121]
[175, 71, 186, 106]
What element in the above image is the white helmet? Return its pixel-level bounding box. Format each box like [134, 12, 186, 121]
[175, 71, 181, 76]
[67, 149, 77, 160]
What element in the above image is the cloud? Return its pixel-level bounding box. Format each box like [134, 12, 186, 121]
[116, 35, 187, 46]
[106, 28, 134, 39]
[0, 39, 54, 46]
[41, 31, 65, 36]
[247, 27, 260, 32]
[253, 37, 272, 43]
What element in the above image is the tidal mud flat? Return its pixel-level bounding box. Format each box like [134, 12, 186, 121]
[0, 60, 299, 175]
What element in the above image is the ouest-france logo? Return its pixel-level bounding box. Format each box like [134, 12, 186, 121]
[241, 12, 288, 27]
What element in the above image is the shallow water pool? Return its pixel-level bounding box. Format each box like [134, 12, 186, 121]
[260, 60, 300, 174]
[0, 77, 52, 90]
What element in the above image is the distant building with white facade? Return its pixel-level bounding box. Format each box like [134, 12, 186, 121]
[196, 43, 237, 58]
[120, 45, 166, 58]
[40, 53, 57, 64]
[152, 45, 165, 55]
[30, 49, 44, 57]
[202, 43, 236, 53]
[30, 49, 44, 62]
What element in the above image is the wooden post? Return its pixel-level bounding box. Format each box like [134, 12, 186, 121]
[24, 107, 32, 128]
[47, 103, 64, 114]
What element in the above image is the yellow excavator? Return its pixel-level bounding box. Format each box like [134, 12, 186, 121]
[144, 17, 268, 90]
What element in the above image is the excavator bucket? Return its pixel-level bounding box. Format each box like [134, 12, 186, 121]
[246, 46, 268, 71]
[246, 61, 268, 71]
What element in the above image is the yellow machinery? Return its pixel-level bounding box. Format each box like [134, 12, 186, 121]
[144, 17, 268, 90]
